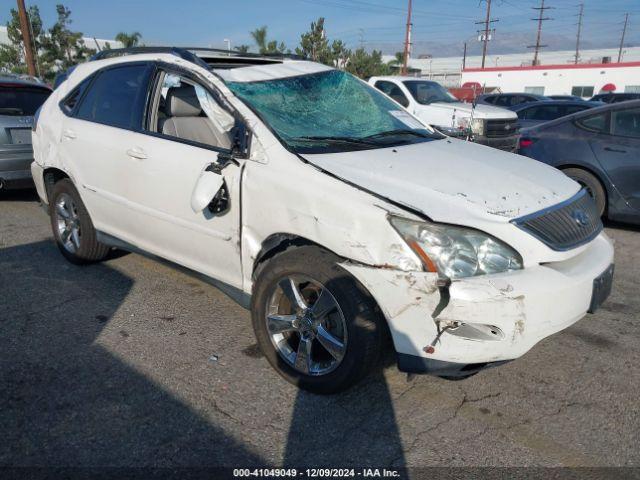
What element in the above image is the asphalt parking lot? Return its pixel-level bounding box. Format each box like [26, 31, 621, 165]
[1, 189, 639, 470]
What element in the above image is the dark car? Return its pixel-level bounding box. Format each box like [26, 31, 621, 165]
[510, 100, 599, 130]
[548, 95, 586, 101]
[590, 92, 640, 104]
[476, 92, 549, 108]
[0, 75, 52, 190]
[519, 100, 640, 224]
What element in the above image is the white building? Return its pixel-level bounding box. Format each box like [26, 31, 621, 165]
[460, 61, 640, 97]
[0, 25, 120, 51]
[384, 46, 640, 89]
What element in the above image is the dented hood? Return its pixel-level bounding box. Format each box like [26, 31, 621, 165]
[303, 138, 579, 222]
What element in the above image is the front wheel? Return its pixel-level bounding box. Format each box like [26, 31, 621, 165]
[251, 246, 385, 394]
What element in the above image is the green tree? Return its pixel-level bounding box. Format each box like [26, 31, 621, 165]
[250, 26, 287, 54]
[0, 5, 45, 76]
[330, 39, 350, 69]
[115, 31, 142, 48]
[345, 48, 391, 79]
[234, 44, 250, 53]
[296, 17, 332, 64]
[39, 4, 95, 80]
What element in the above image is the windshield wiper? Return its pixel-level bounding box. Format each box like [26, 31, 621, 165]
[364, 129, 433, 139]
[291, 135, 381, 146]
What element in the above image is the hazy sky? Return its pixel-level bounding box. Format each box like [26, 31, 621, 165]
[2, 0, 639, 56]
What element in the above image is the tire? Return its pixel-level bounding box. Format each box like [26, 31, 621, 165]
[49, 178, 110, 264]
[251, 246, 385, 394]
[562, 168, 606, 217]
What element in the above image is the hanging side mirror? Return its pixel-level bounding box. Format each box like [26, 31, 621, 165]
[190, 169, 225, 213]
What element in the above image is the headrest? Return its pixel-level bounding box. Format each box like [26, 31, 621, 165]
[165, 85, 201, 117]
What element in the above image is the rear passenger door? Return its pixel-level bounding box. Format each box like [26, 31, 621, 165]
[59, 62, 155, 238]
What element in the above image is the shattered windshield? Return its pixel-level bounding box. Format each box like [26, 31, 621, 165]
[403, 81, 458, 105]
[226, 69, 441, 153]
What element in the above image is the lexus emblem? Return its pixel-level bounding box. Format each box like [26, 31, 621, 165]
[571, 209, 589, 227]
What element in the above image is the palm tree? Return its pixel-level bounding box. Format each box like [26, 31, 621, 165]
[115, 32, 142, 48]
[250, 27, 268, 53]
[234, 45, 250, 53]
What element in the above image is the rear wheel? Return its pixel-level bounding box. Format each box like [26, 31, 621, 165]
[49, 179, 110, 264]
[251, 246, 385, 394]
[562, 168, 606, 217]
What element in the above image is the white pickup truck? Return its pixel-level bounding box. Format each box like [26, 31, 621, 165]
[369, 76, 519, 152]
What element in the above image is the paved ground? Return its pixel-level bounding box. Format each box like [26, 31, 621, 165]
[1, 189, 639, 469]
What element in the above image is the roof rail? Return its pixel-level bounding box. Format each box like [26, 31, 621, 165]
[90, 46, 305, 66]
[90, 47, 211, 69]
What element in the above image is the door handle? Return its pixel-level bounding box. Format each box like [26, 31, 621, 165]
[62, 129, 76, 140]
[126, 147, 147, 160]
[604, 147, 627, 153]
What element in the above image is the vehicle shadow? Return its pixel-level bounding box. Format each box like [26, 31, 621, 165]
[281, 274, 406, 468]
[603, 219, 640, 233]
[0, 188, 39, 202]
[0, 239, 265, 467]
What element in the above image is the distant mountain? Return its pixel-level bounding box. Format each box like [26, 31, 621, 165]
[367, 31, 637, 58]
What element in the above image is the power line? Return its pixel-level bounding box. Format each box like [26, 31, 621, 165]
[618, 13, 629, 63]
[527, 0, 553, 65]
[574, 3, 583, 64]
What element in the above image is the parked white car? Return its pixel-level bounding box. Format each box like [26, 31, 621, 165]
[31, 49, 614, 393]
[369, 76, 520, 152]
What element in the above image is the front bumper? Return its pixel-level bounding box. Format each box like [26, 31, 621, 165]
[342, 232, 614, 374]
[0, 144, 34, 189]
[475, 134, 519, 152]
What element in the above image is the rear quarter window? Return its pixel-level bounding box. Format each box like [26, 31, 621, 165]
[575, 112, 609, 133]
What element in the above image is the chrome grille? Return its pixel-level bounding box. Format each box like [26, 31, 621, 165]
[512, 189, 602, 251]
[485, 119, 518, 138]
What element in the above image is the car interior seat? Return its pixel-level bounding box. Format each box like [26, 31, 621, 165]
[160, 84, 231, 149]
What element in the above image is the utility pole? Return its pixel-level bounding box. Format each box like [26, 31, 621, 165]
[16, 0, 37, 77]
[574, 3, 584, 65]
[618, 13, 629, 63]
[528, 0, 553, 66]
[401, 0, 412, 75]
[462, 42, 467, 70]
[475, 0, 498, 69]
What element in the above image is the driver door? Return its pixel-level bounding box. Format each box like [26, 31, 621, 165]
[118, 67, 244, 289]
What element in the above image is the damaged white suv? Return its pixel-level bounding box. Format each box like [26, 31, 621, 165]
[32, 48, 614, 393]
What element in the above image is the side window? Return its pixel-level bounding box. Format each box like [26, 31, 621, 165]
[61, 76, 92, 114]
[611, 108, 640, 139]
[374, 81, 409, 108]
[576, 112, 609, 134]
[483, 95, 496, 104]
[149, 71, 234, 149]
[76, 64, 152, 129]
[493, 96, 510, 107]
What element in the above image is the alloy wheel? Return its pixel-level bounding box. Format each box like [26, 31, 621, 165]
[266, 275, 347, 376]
[54, 193, 82, 253]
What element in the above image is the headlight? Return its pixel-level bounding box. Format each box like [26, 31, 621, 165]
[470, 118, 484, 135]
[389, 216, 523, 279]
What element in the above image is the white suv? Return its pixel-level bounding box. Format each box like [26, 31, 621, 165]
[31, 48, 614, 393]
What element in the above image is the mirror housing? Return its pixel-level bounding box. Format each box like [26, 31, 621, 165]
[191, 170, 225, 213]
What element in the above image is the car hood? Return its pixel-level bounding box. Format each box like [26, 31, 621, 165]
[422, 102, 517, 119]
[302, 138, 579, 223]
